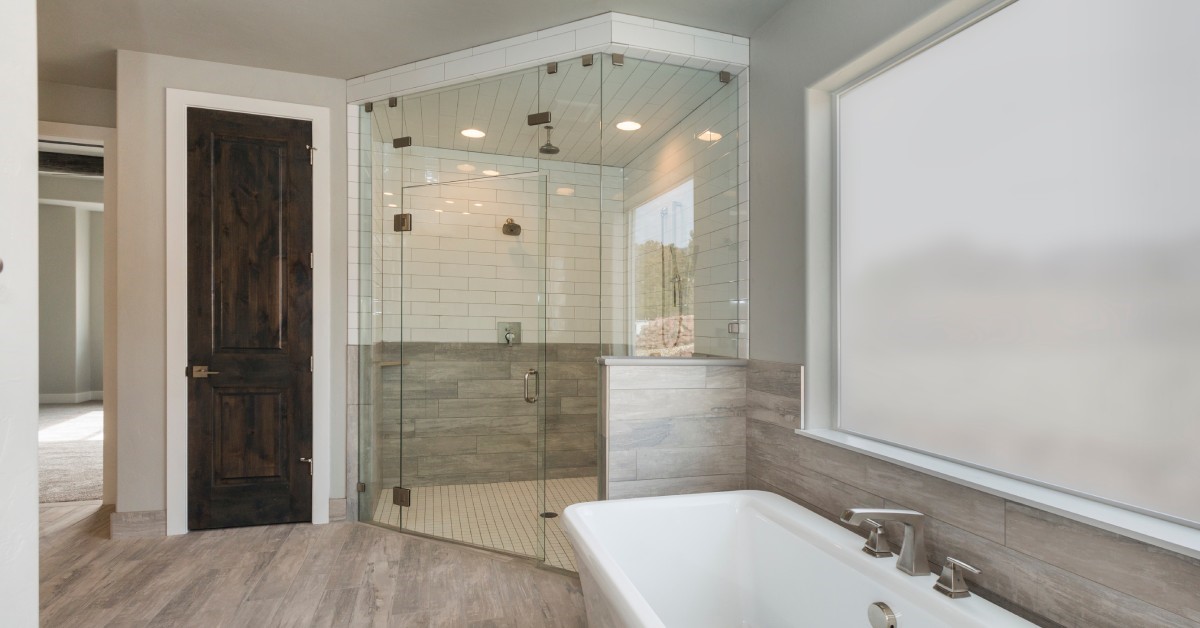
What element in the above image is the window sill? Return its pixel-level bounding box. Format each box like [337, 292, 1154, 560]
[795, 427, 1200, 561]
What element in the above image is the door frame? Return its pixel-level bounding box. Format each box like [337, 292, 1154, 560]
[165, 88, 332, 534]
[37, 121, 119, 506]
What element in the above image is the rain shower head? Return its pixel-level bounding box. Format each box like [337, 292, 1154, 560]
[539, 125, 560, 155]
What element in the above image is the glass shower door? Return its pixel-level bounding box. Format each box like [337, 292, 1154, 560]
[384, 171, 549, 561]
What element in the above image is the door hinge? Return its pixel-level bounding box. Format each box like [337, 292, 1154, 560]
[310, 355, 314, 372]
[392, 486, 411, 507]
[356, 482, 367, 493]
[305, 144, 316, 165]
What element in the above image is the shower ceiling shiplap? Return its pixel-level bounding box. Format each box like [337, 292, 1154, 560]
[368, 55, 729, 168]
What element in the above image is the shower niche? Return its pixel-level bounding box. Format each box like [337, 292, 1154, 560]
[355, 52, 742, 570]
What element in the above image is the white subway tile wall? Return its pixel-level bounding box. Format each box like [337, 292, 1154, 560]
[364, 143, 624, 345]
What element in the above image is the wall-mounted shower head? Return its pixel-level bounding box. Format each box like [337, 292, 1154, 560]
[539, 125, 560, 155]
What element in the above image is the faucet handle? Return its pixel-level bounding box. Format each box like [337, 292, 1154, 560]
[934, 557, 981, 599]
[860, 519, 893, 558]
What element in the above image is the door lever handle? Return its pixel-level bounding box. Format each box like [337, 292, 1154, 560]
[188, 365, 221, 378]
[300, 457, 313, 476]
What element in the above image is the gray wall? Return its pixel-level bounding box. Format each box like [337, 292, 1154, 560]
[38, 204, 79, 395]
[88, 213, 104, 389]
[38, 204, 104, 398]
[745, 358, 1200, 628]
[115, 50, 349, 512]
[39, 81, 117, 128]
[602, 361, 746, 499]
[748, 0, 946, 363]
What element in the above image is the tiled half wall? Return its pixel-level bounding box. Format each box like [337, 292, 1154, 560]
[370, 342, 607, 488]
[744, 359, 1200, 628]
[600, 358, 747, 499]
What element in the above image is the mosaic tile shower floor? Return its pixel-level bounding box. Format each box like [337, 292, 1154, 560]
[372, 476, 597, 571]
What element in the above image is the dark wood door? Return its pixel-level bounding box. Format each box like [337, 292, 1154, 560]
[187, 107, 313, 530]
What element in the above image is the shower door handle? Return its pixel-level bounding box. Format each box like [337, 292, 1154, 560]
[524, 368, 539, 403]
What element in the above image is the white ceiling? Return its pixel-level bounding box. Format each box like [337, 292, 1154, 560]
[368, 55, 731, 167]
[37, 0, 788, 90]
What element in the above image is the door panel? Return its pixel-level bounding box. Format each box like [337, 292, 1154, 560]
[214, 391, 285, 483]
[212, 135, 287, 351]
[187, 107, 313, 530]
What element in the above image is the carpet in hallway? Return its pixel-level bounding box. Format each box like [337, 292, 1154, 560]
[39, 402, 103, 503]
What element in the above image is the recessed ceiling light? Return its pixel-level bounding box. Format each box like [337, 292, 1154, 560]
[482, 170, 500, 176]
[616, 120, 641, 131]
[697, 130, 723, 142]
[457, 164, 476, 172]
[461, 128, 486, 139]
[556, 187, 575, 196]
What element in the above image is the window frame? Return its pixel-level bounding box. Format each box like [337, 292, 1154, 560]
[799, 0, 1200, 558]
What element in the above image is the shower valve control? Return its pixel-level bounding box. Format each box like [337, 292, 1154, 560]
[498, 322, 522, 346]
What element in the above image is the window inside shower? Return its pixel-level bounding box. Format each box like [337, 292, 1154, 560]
[631, 180, 695, 356]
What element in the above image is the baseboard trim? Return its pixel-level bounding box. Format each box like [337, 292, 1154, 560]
[110, 509, 166, 539]
[329, 498, 348, 522]
[40, 391, 103, 404]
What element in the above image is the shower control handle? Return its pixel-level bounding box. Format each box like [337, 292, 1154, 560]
[524, 368, 539, 403]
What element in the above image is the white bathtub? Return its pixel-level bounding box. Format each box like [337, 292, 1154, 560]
[562, 490, 1034, 628]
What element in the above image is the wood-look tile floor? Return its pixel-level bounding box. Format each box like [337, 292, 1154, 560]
[39, 501, 586, 627]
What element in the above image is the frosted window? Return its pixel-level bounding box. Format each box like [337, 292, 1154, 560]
[837, 0, 1200, 523]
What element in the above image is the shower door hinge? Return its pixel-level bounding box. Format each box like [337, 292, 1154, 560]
[546, 61, 558, 74]
[719, 70, 732, 84]
[356, 482, 367, 493]
[305, 144, 316, 165]
[728, 322, 742, 334]
[527, 111, 551, 126]
[394, 213, 413, 232]
[392, 486, 411, 507]
[393, 136, 412, 149]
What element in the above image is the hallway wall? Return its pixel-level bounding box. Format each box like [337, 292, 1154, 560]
[0, 0, 41, 622]
[38, 204, 103, 400]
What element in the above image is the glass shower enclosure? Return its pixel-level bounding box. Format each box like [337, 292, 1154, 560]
[355, 53, 741, 571]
